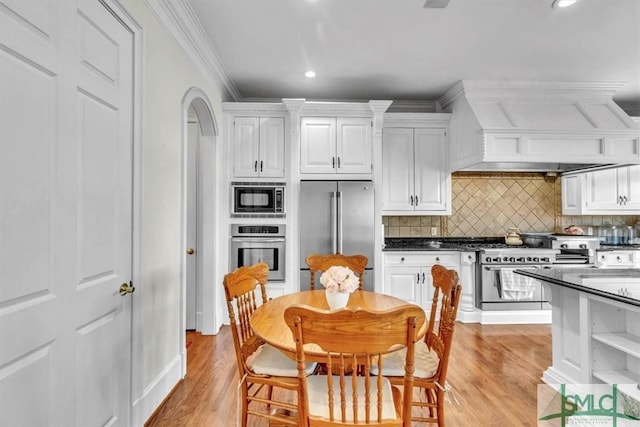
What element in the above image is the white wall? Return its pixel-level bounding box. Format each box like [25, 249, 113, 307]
[119, 0, 228, 423]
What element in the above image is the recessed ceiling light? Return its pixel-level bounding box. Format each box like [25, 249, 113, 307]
[552, 0, 578, 8]
[305, 70, 316, 78]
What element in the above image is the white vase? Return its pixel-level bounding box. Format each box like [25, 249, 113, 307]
[325, 290, 350, 310]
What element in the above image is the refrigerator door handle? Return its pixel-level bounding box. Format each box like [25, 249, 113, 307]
[337, 191, 343, 253]
[331, 191, 338, 253]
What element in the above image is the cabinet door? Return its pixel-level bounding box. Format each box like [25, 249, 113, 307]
[561, 174, 582, 214]
[382, 128, 414, 211]
[336, 117, 372, 174]
[620, 165, 640, 211]
[584, 168, 620, 210]
[233, 117, 260, 177]
[300, 117, 336, 174]
[259, 117, 285, 178]
[414, 129, 450, 213]
[384, 265, 422, 306]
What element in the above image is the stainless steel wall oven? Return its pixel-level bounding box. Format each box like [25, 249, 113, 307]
[230, 224, 286, 281]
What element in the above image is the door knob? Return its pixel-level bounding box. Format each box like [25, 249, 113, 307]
[187, 248, 195, 255]
[119, 282, 135, 296]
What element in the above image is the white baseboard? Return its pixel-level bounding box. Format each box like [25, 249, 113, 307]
[457, 309, 481, 323]
[132, 354, 184, 426]
[480, 309, 551, 324]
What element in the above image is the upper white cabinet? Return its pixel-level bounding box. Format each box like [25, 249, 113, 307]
[562, 165, 640, 214]
[233, 116, 285, 178]
[300, 117, 372, 175]
[382, 116, 451, 215]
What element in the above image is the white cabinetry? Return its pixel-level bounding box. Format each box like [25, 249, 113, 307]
[300, 117, 372, 175]
[382, 251, 476, 317]
[382, 126, 450, 214]
[543, 284, 640, 401]
[562, 165, 640, 214]
[233, 117, 285, 178]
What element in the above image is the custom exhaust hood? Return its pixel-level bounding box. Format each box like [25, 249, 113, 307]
[438, 81, 640, 172]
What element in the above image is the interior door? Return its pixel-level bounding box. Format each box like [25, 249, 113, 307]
[0, 2, 134, 425]
[186, 113, 199, 330]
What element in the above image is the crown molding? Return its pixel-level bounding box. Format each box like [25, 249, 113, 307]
[145, 0, 241, 101]
[438, 80, 627, 111]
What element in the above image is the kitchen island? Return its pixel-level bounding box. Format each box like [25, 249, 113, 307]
[516, 268, 640, 400]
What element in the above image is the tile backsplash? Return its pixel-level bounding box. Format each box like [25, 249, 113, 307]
[383, 172, 638, 238]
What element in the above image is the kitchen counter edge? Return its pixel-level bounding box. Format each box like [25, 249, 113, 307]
[515, 268, 640, 308]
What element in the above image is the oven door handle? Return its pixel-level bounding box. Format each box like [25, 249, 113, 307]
[230, 238, 285, 243]
[483, 266, 541, 271]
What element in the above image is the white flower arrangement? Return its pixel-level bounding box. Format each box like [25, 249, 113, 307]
[320, 266, 360, 294]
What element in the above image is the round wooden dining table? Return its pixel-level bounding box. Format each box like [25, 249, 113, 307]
[250, 289, 427, 359]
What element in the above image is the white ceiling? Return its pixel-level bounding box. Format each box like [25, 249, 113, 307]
[185, 0, 640, 113]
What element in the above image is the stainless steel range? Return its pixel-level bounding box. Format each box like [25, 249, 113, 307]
[477, 245, 560, 310]
[477, 234, 601, 311]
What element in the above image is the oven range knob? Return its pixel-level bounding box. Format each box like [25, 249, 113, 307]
[560, 244, 568, 249]
[532, 257, 540, 263]
[517, 257, 526, 263]
[493, 257, 501, 263]
[540, 257, 548, 263]
[507, 256, 515, 263]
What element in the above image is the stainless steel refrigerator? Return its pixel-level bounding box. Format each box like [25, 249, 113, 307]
[299, 180, 375, 291]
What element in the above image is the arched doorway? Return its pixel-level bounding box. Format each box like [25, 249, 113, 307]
[181, 89, 218, 369]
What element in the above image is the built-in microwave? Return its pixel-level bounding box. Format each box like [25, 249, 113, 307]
[231, 182, 285, 217]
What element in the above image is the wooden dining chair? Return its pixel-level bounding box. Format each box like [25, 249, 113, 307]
[306, 253, 368, 290]
[284, 304, 426, 426]
[374, 264, 462, 426]
[223, 262, 317, 427]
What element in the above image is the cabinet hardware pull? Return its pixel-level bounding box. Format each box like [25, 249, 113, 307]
[260, 160, 263, 172]
[254, 160, 258, 172]
[415, 195, 419, 205]
[416, 273, 419, 283]
[410, 195, 414, 206]
[337, 157, 341, 168]
[332, 157, 335, 168]
[622, 195, 628, 205]
[422, 272, 425, 284]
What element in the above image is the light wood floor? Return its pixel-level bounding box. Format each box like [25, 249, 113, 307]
[146, 322, 552, 426]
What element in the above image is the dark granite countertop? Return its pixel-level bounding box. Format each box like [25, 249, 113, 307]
[383, 237, 500, 252]
[598, 244, 640, 251]
[516, 267, 640, 307]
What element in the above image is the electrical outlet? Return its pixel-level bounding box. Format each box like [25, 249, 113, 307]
[430, 227, 438, 236]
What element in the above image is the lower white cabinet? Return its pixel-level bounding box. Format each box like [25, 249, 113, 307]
[383, 252, 476, 315]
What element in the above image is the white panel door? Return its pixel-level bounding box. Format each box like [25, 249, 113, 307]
[414, 128, 448, 212]
[0, 2, 134, 426]
[585, 167, 620, 210]
[233, 117, 260, 177]
[259, 117, 285, 178]
[383, 266, 422, 307]
[621, 165, 640, 211]
[300, 117, 337, 174]
[336, 117, 372, 174]
[381, 128, 414, 211]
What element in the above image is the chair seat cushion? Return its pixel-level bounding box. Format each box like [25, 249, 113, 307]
[372, 341, 439, 378]
[306, 374, 398, 421]
[249, 344, 316, 377]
